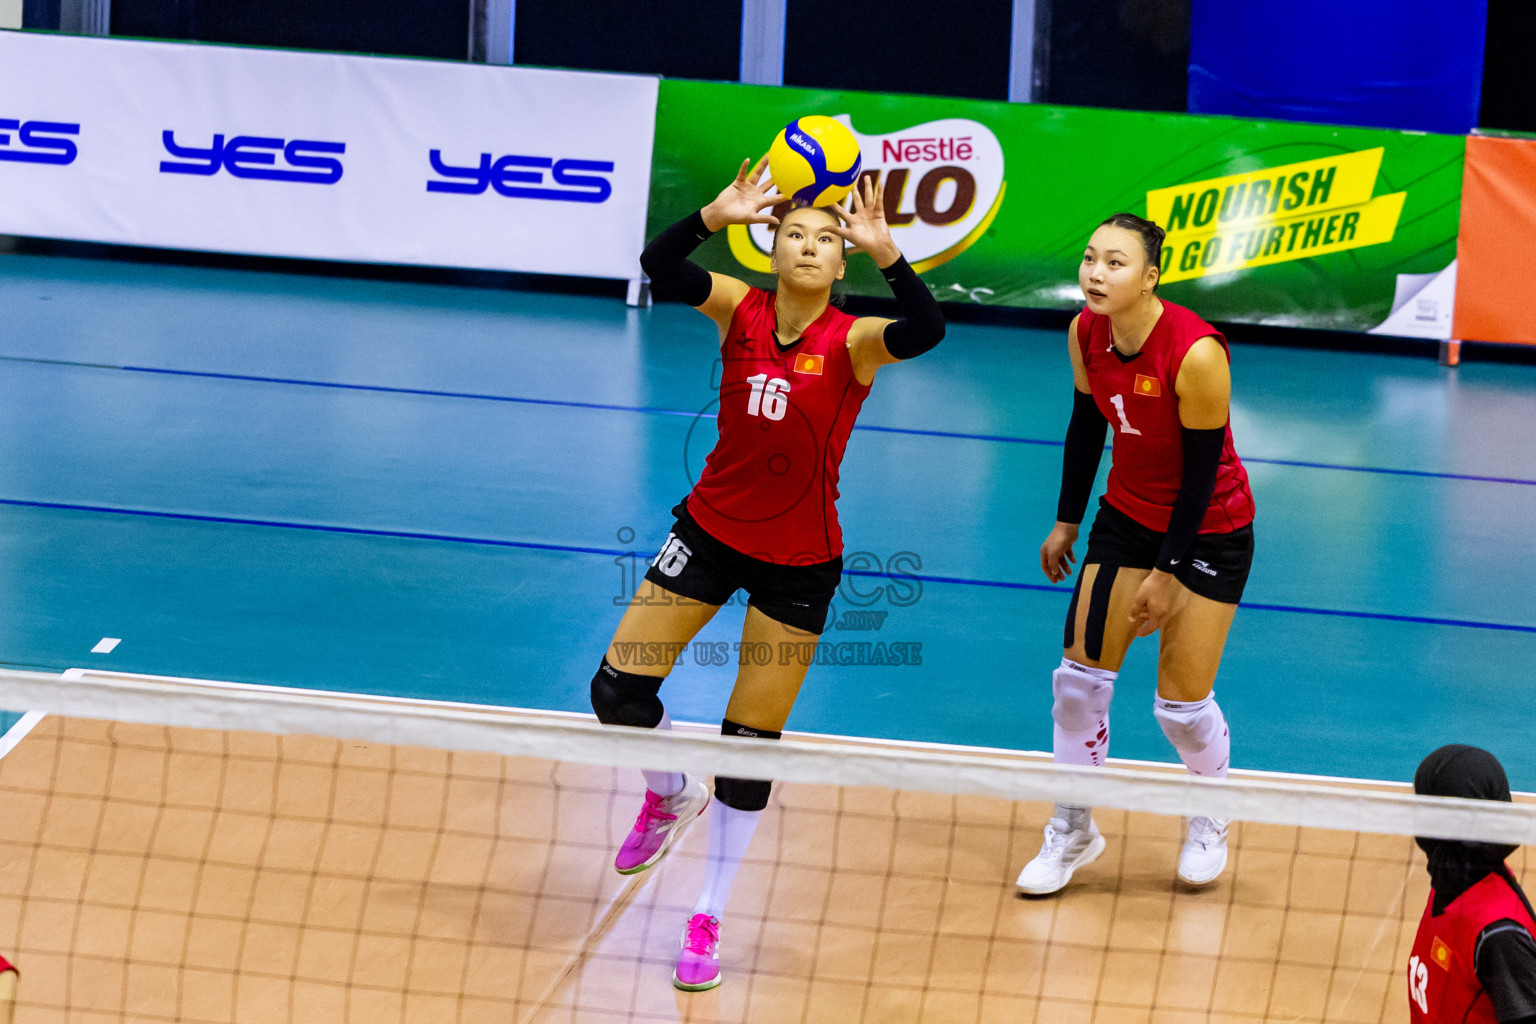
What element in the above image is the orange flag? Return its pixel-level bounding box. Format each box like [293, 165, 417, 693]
[794, 353, 824, 375]
[1133, 374, 1162, 397]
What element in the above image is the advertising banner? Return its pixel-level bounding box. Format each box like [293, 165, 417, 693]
[0, 31, 658, 279]
[1453, 134, 1536, 346]
[649, 80, 1465, 336]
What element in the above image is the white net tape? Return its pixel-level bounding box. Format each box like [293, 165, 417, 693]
[2, 667, 1532, 845]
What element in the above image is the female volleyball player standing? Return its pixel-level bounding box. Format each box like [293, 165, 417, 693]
[589, 160, 943, 990]
[1016, 213, 1256, 895]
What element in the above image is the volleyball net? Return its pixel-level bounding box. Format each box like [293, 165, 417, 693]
[0, 668, 1530, 1023]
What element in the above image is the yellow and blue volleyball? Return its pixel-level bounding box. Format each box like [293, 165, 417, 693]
[768, 116, 862, 208]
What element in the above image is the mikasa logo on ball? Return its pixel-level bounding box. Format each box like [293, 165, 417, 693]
[731, 115, 1006, 275]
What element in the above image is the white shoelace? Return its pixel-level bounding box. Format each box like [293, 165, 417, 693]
[1187, 815, 1230, 848]
[1041, 820, 1080, 857]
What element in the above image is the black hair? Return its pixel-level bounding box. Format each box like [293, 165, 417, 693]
[1098, 212, 1166, 289]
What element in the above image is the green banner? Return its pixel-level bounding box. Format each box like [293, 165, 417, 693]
[649, 80, 1465, 334]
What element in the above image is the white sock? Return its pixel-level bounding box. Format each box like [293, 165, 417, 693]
[692, 802, 761, 921]
[641, 710, 685, 797]
[1153, 693, 1230, 778]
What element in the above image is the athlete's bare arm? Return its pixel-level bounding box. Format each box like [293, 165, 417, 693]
[1067, 314, 1091, 394]
[1172, 336, 1231, 428]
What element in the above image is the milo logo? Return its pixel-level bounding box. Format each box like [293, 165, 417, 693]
[728, 115, 1006, 274]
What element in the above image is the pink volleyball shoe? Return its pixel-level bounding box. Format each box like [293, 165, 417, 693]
[613, 777, 708, 875]
[672, 913, 722, 991]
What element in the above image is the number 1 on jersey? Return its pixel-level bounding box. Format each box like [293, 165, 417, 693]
[746, 372, 791, 421]
[1108, 393, 1142, 436]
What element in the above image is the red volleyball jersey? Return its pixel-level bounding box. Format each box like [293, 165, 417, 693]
[1077, 302, 1255, 534]
[686, 287, 868, 565]
[1409, 871, 1536, 1023]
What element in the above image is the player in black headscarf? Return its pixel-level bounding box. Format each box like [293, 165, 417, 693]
[1406, 744, 1536, 1022]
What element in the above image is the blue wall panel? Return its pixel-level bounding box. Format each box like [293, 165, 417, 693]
[1188, 0, 1488, 134]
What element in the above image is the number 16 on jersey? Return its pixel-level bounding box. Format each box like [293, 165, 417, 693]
[745, 373, 791, 421]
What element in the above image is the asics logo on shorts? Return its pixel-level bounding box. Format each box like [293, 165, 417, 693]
[652, 535, 692, 578]
[1192, 559, 1217, 576]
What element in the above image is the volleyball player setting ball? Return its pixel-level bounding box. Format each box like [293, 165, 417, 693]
[1016, 213, 1256, 895]
[589, 119, 944, 991]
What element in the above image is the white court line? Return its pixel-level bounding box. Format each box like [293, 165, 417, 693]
[0, 711, 47, 761]
[91, 638, 122, 654]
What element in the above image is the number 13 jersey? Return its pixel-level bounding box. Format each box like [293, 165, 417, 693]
[1077, 301, 1255, 534]
[686, 287, 869, 566]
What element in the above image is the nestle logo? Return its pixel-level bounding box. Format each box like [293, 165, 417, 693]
[881, 136, 974, 163]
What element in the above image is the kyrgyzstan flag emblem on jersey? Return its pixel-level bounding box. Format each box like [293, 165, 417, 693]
[1430, 936, 1453, 970]
[1133, 374, 1162, 397]
[794, 353, 824, 375]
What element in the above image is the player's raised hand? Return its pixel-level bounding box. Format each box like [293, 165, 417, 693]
[702, 157, 782, 232]
[829, 176, 900, 268]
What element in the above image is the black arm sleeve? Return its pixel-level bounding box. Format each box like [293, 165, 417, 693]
[1476, 920, 1536, 1022]
[638, 209, 715, 307]
[877, 256, 946, 359]
[1155, 426, 1225, 571]
[1056, 388, 1108, 525]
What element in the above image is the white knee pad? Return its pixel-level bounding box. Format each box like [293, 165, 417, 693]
[1154, 694, 1223, 753]
[1051, 659, 1116, 733]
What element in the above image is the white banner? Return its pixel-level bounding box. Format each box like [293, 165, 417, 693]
[0, 31, 658, 279]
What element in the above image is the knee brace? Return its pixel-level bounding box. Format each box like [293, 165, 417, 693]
[590, 658, 665, 728]
[1051, 659, 1116, 733]
[713, 718, 781, 812]
[1153, 693, 1222, 753]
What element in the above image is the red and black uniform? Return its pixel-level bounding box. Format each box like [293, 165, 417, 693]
[643, 287, 866, 634]
[687, 287, 868, 564]
[629, 209, 942, 639]
[1409, 871, 1536, 1023]
[1077, 303, 1253, 535]
[1070, 301, 1256, 608]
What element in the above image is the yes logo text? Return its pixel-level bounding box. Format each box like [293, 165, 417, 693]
[0, 120, 80, 165]
[160, 132, 346, 184]
[427, 150, 614, 203]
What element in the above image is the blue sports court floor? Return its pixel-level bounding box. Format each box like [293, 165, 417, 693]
[1, 250, 1533, 786]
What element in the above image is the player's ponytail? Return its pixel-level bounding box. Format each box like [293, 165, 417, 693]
[1099, 213, 1165, 290]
